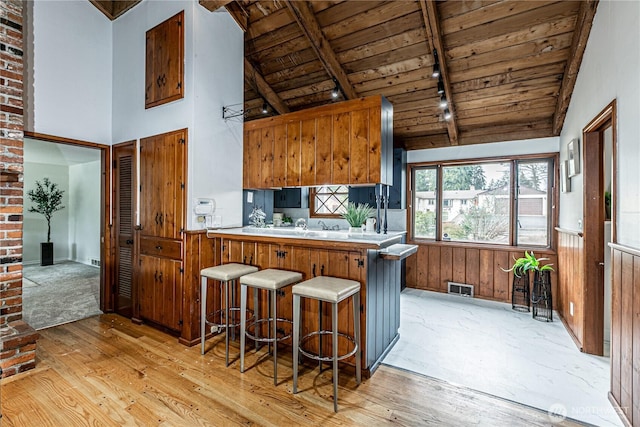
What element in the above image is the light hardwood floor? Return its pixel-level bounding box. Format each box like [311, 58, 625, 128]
[1, 314, 584, 426]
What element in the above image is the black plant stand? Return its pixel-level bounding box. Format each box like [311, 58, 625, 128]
[511, 271, 530, 312]
[531, 270, 553, 322]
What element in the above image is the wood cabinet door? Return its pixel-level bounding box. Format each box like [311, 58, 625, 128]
[145, 11, 184, 109]
[243, 129, 262, 189]
[260, 127, 274, 188]
[315, 115, 333, 185]
[286, 122, 301, 187]
[139, 129, 186, 240]
[272, 124, 287, 188]
[300, 119, 316, 186]
[138, 254, 183, 332]
[349, 109, 370, 185]
[332, 113, 350, 185]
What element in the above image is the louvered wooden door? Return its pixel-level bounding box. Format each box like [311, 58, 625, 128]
[113, 142, 136, 318]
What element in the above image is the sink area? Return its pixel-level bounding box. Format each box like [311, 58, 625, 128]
[235, 226, 403, 243]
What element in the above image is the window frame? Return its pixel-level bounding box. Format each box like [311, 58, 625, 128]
[409, 153, 557, 249]
[309, 185, 350, 219]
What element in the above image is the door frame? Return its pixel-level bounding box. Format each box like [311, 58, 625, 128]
[23, 131, 112, 312]
[581, 99, 617, 355]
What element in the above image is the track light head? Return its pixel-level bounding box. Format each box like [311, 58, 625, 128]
[443, 107, 452, 121]
[432, 62, 440, 78]
[439, 94, 448, 109]
[437, 79, 445, 95]
[262, 102, 268, 114]
[331, 78, 341, 99]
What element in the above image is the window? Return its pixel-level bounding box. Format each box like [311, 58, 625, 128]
[411, 157, 554, 247]
[310, 185, 349, 217]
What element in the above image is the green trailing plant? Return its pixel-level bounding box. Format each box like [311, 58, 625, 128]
[504, 250, 554, 277]
[27, 177, 65, 243]
[341, 202, 374, 227]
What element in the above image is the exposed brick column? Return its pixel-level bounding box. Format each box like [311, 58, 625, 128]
[0, 0, 37, 379]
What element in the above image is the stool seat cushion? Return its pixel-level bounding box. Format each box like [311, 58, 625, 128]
[240, 268, 302, 290]
[201, 263, 258, 281]
[293, 276, 360, 303]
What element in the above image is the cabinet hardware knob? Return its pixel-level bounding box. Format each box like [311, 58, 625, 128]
[156, 245, 162, 250]
[126, 239, 134, 245]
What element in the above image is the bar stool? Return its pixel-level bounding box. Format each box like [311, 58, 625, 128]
[292, 276, 361, 412]
[200, 263, 258, 366]
[239, 268, 302, 385]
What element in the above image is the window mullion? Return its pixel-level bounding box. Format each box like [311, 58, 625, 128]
[510, 160, 518, 246]
[436, 165, 443, 241]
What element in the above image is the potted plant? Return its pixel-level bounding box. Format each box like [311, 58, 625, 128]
[504, 251, 554, 319]
[27, 177, 65, 266]
[341, 202, 374, 233]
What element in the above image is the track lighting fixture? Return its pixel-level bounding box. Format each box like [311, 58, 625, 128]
[432, 49, 440, 78]
[443, 107, 452, 121]
[331, 78, 340, 99]
[262, 102, 268, 114]
[437, 78, 445, 95]
[439, 94, 448, 108]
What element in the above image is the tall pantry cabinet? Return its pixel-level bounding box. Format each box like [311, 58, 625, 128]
[135, 129, 187, 332]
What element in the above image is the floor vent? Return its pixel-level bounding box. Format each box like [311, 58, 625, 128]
[90, 258, 101, 267]
[448, 282, 474, 298]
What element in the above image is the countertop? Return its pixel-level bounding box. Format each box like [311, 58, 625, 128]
[207, 226, 405, 248]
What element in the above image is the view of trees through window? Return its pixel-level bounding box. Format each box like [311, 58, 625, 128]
[413, 158, 552, 246]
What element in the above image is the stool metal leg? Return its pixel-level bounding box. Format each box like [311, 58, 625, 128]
[318, 300, 323, 372]
[224, 279, 229, 367]
[253, 288, 260, 350]
[353, 291, 361, 385]
[200, 276, 207, 355]
[271, 289, 278, 386]
[240, 283, 247, 373]
[332, 301, 339, 413]
[230, 279, 236, 342]
[292, 294, 300, 394]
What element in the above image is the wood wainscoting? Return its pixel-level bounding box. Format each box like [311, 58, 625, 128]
[405, 242, 558, 307]
[609, 243, 640, 427]
[556, 228, 585, 350]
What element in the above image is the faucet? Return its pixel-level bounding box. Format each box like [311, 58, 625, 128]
[318, 220, 329, 230]
[295, 218, 307, 230]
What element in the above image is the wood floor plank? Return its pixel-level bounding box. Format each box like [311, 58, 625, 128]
[1, 314, 584, 426]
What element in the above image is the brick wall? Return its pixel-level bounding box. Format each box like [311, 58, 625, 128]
[0, 0, 38, 378]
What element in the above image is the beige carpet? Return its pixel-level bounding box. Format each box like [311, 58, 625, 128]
[22, 261, 102, 330]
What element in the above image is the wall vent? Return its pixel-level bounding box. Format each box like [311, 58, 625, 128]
[90, 258, 101, 267]
[448, 282, 474, 298]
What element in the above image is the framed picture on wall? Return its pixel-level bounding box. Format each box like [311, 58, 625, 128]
[560, 160, 570, 193]
[568, 138, 580, 177]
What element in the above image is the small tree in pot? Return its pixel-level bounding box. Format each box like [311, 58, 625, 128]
[27, 177, 65, 266]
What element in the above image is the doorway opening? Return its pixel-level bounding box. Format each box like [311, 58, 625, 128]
[582, 100, 617, 356]
[22, 134, 109, 329]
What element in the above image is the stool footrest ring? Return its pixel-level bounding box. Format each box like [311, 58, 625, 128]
[205, 308, 254, 330]
[244, 318, 293, 343]
[298, 331, 358, 362]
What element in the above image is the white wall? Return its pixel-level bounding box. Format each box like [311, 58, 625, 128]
[112, 1, 244, 230]
[190, 6, 244, 229]
[407, 137, 559, 163]
[23, 163, 70, 264]
[69, 161, 101, 265]
[559, 0, 640, 248]
[30, 0, 112, 144]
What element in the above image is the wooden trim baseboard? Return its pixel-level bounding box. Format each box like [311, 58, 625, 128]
[557, 312, 583, 352]
[607, 392, 631, 427]
[609, 242, 640, 258]
[554, 227, 583, 237]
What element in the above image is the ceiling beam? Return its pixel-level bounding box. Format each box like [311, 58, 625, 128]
[420, 0, 460, 146]
[199, 0, 234, 12]
[553, 0, 599, 134]
[224, 2, 249, 32]
[244, 58, 290, 115]
[285, 1, 358, 100]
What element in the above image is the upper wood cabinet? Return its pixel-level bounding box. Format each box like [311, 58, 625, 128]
[243, 96, 393, 189]
[139, 129, 187, 239]
[145, 11, 184, 109]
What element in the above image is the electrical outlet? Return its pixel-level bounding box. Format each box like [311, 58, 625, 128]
[577, 219, 582, 230]
[570, 302, 574, 316]
[247, 191, 253, 203]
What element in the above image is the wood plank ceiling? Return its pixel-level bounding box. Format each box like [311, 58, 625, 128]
[92, 0, 598, 151]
